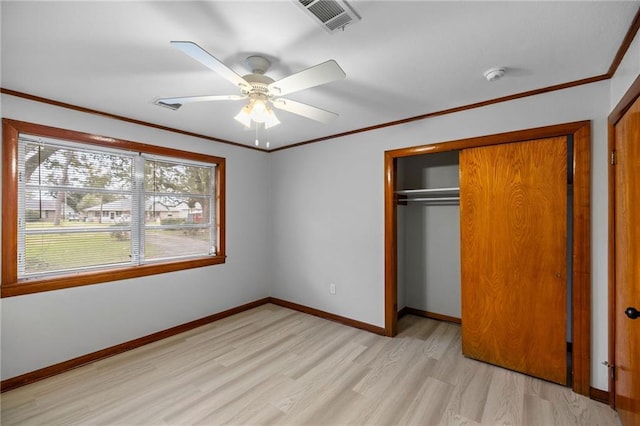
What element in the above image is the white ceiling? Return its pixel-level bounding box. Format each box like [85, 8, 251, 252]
[1, 1, 638, 150]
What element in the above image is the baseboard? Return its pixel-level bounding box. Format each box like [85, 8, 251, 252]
[0, 296, 610, 398]
[590, 387, 610, 405]
[0, 297, 271, 393]
[1, 296, 385, 392]
[400, 306, 462, 324]
[268, 297, 386, 336]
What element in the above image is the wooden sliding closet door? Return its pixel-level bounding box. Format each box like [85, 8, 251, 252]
[460, 137, 568, 385]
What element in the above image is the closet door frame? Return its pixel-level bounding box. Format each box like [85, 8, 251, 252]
[384, 120, 591, 396]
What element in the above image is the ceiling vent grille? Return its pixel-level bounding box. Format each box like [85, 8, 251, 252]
[294, 0, 361, 33]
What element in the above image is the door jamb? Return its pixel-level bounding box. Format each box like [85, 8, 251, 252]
[384, 121, 592, 396]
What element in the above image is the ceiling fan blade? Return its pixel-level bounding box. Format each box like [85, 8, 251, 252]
[154, 95, 246, 110]
[272, 98, 338, 123]
[268, 60, 345, 96]
[170, 41, 252, 91]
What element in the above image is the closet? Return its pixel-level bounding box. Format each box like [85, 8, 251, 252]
[384, 122, 592, 394]
[396, 151, 461, 323]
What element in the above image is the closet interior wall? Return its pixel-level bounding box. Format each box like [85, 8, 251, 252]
[397, 150, 461, 320]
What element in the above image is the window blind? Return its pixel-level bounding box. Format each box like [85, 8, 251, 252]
[17, 134, 216, 280]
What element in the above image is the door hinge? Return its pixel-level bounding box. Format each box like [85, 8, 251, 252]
[611, 150, 617, 165]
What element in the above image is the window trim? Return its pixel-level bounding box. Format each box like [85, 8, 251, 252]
[2, 118, 226, 297]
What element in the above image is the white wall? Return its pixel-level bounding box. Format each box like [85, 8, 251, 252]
[611, 28, 640, 109]
[270, 81, 612, 390]
[0, 94, 272, 380]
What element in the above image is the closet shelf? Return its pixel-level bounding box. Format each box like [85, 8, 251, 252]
[395, 187, 460, 204]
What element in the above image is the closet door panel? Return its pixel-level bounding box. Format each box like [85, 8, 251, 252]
[460, 136, 568, 385]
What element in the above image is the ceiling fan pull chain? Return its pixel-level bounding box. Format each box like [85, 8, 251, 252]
[255, 123, 259, 147]
[266, 126, 270, 149]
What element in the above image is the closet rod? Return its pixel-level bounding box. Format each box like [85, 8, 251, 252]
[405, 197, 460, 202]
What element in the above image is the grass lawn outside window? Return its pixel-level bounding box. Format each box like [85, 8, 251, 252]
[2, 119, 226, 297]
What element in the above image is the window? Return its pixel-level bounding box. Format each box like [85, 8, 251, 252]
[2, 119, 226, 297]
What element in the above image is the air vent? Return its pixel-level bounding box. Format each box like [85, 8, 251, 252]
[293, 0, 361, 33]
[154, 99, 182, 110]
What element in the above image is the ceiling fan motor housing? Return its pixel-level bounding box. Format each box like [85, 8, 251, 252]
[245, 55, 271, 74]
[241, 73, 275, 98]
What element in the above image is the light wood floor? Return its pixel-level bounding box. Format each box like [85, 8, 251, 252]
[1, 304, 619, 425]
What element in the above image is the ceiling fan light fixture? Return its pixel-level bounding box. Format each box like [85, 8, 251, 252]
[234, 105, 252, 128]
[264, 109, 280, 129]
[249, 98, 268, 122]
[235, 96, 281, 129]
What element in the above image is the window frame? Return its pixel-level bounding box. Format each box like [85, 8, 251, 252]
[2, 119, 226, 297]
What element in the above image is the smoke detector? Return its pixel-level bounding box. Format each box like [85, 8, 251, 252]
[293, 0, 361, 33]
[484, 67, 507, 82]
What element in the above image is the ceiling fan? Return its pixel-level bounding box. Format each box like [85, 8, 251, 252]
[155, 41, 346, 135]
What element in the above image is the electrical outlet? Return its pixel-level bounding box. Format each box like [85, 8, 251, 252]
[329, 283, 336, 295]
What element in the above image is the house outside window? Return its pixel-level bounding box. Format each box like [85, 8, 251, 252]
[1, 119, 226, 297]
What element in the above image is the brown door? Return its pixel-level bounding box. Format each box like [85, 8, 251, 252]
[613, 95, 640, 426]
[460, 137, 568, 385]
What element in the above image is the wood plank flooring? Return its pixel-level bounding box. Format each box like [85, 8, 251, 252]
[0, 304, 619, 425]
